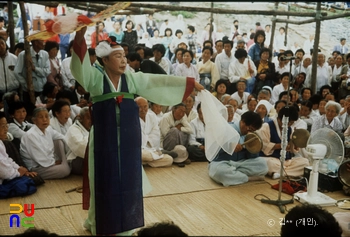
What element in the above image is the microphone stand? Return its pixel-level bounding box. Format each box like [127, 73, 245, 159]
[260, 57, 294, 213]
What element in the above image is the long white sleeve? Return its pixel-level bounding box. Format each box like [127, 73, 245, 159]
[0, 141, 20, 184]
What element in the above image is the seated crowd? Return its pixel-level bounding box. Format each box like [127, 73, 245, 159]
[1, 19, 350, 201]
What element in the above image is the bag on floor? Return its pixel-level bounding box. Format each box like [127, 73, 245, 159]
[271, 179, 306, 195]
[0, 176, 37, 199]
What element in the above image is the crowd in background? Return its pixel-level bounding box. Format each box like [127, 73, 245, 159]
[1, 1, 350, 199]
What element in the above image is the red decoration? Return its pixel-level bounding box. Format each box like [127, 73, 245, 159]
[77, 15, 93, 25]
[44, 19, 55, 33]
[116, 95, 124, 104]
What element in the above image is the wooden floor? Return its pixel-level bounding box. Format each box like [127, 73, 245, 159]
[1, 162, 349, 236]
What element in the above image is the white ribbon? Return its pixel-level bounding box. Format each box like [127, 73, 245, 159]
[197, 90, 240, 161]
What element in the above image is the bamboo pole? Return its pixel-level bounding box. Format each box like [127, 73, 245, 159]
[209, 2, 213, 42]
[269, 2, 279, 61]
[127, 2, 328, 17]
[284, 3, 290, 47]
[275, 11, 350, 24]
[19, 1, 35, 104]
[311, 2, 322, 95]
[7, 1, 15, 54]
[26, 1, 329, 17]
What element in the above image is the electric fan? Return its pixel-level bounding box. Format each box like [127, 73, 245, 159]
[294, 127, 344, 206]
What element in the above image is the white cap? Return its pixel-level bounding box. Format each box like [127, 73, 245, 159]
[177, 39, 188, 48]
[303, 54, 312, 60]
[262, 86, 272, 94]
[95, 41, 123, 58]
[255, 99, 273, 115]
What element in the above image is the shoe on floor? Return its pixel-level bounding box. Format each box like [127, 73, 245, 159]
[183, 158, 191, 164]
[272, 172, 281, 180]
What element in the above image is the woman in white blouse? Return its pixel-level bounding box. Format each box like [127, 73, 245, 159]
[44, 41, 63, 90]
[20, 108, 70, 180]
[174, 49, 200, 82]
[50, 99, 72, 136]
[311, 100, 343, 136]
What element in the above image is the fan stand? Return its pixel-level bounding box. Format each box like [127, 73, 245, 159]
[294, 148, 337, 206]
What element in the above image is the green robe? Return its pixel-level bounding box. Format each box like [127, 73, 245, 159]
[70, 38, 194, 235]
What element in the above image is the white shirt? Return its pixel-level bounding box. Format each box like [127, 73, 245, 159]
[291, 118, 307, 130]
[8, 119, 33, 140]
[150, 36, 163, 46]
[228, 57, 257, 83]
[0, 140, 19, 184]
[303, 39, 314, 55]
[148, 110, 163, 125]
[275, 63, 289, 76]
[231, 92, 250, 106]
[60, 57, 75, 89]
[332, 65, 343, 82]
[104, 19, 115, 33]
[169, 36, 188, 54]
[50, 117, 73, 136]
[0, 52, 19, 92]
[215, 51, 236, 80]
[41, 11, 54, 21]
[184, 110, 198, 123]
[300, 110, 320, 126]
[274, 33, 288, 52]
[159, 111, 193, 147]
[189, 117, 205, 146]
[20, 125, 65, 170]
[271, 83, 289, 105]
[175, 63, 200, 82]
[265, 31, 271, 48]
[159, 22, 174, 37]
[311, 114, 343, 134]
[140, 112, 161, 150]
[305, 64, 332, 92]
[70, 104, 81, 121]
[65, 120, 89, 161]
[339, 112, 350, 130]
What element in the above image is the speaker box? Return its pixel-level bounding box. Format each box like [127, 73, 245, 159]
[303, 167, 343, 192]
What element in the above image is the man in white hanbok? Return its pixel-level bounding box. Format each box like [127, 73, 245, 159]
[228, 48, 256, 94]
[65, 107, 91, 175]
[187, 103, 206, 162]
[135, 97, 173, 167]
[159, 103, 192, 164]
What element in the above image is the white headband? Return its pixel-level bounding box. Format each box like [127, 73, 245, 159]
[95, 41, 124, 58]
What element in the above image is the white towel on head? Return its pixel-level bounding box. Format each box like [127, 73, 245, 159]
[197, 90, 240, 161]
[255, 99, 273, 115]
